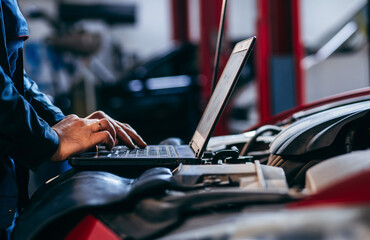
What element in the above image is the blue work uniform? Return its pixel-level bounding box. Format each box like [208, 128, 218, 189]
[0, 0, 65, 238]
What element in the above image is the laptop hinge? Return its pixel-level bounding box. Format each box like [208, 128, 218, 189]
[189, 140, 201, 158]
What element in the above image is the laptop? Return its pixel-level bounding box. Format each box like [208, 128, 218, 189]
[68, 36, 256, 169]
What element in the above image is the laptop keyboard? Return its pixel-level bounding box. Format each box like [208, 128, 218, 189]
[107, 145, 178, 158]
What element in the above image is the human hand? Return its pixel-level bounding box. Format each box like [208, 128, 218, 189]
[85, 111, 147, 149]
[50, 114, 116, 162]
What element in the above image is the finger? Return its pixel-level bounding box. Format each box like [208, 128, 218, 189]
[85, 113, 117, 143]
[115, 127, 136, 149]
[86, 110, 106, 120]
[118, 122, 147, 148]
[103, 120, 137, 149]
[90, 120, 103, 132]
[86, 111, 145, 148]
[90, 131, 115, 150]
[98, 118, 117, 143]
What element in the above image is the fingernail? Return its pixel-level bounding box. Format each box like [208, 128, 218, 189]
[140, 137, 147, 145]
[129, 142, 135, 149]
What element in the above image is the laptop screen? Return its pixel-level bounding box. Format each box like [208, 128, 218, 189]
[190, 37, 256, 158]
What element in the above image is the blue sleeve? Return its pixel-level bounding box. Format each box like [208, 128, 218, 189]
[23, 73, 65, 126]
[0, 66, 60, 170]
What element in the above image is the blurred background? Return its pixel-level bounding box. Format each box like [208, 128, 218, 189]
[18, 0, 369, 144]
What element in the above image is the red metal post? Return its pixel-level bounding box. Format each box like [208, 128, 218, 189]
[256, 0, 271, 122]
[256, 0, 304, 122]
[171, 0, 190, 43]
[199, 0, 224, 100]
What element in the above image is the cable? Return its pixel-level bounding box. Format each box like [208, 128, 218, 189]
[240, 125, 282, 156]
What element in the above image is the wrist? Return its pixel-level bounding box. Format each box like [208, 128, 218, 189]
[50, 146, 62, 162]
[50, 128, 64, 162]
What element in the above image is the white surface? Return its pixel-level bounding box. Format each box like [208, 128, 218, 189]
[305, 46, 369, 103]
[300, 0, 367, 48]
[306, 150, 370, 193]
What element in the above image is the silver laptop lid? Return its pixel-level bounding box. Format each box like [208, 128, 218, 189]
[189, 36, 256, 158]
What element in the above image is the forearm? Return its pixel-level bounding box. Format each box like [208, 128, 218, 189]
[0, 69, 59, 170]
[23, 73, 65, 125]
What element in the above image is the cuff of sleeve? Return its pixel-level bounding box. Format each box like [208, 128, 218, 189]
[52, 113, 65, 125]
